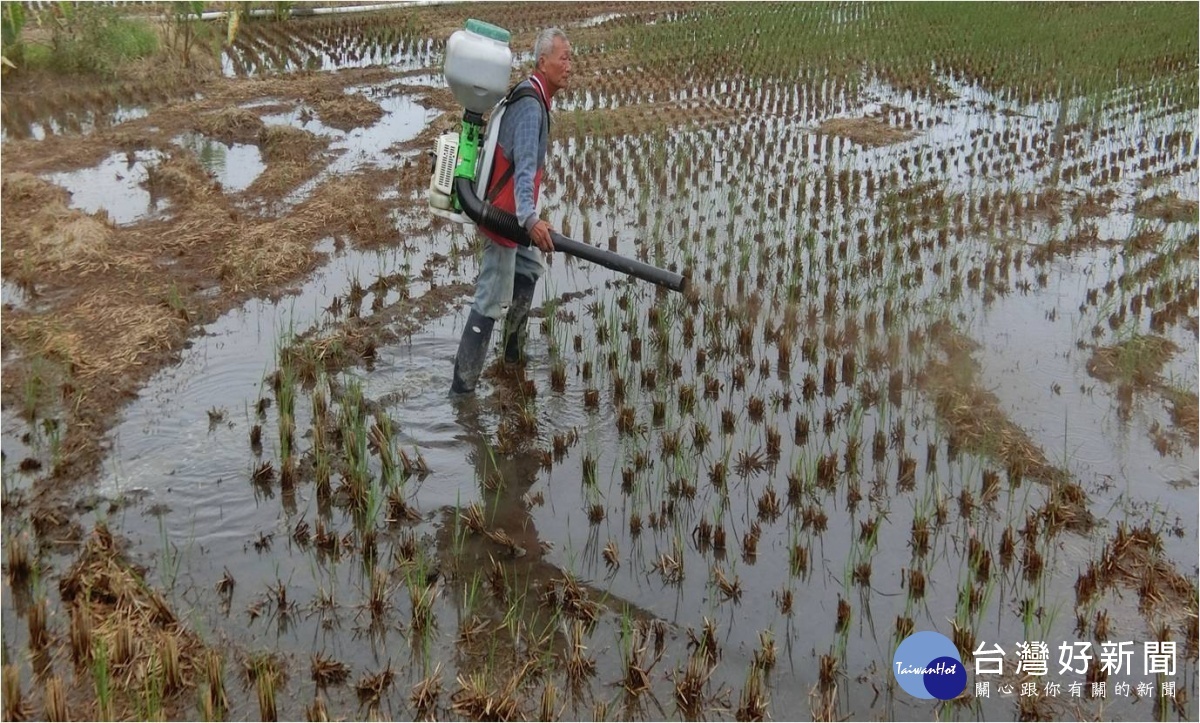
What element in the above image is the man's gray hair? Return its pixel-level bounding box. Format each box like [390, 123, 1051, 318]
[534, 27, 568, 67]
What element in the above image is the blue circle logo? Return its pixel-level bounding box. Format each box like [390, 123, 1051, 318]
[893, 631, 966, 700]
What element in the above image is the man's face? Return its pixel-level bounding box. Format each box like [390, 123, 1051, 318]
[540, 37, 572, 91]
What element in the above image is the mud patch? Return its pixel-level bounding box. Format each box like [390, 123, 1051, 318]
[282, 281, 472, 384]
[818, 115, 915, 147]
[144, 150, 225, 206]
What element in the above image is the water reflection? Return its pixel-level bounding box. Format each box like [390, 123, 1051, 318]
[435, 379, 668, 715]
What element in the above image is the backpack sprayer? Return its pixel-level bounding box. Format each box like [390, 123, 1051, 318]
[428, 19, 689, 295]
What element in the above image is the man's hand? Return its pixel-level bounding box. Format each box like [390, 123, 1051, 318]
[529, 219, 555, 254]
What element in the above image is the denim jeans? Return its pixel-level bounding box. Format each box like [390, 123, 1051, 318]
[470, 238, 545, 321]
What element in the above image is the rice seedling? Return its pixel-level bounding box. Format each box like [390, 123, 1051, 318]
[244, 653, 284, 722]
[673, 648, 713, 720]
[741, 522, 761, 561]
[42, 675, 68, 722]
[752, 629, 776, 672]
[537, 680, 559, 722]
[411, 663, 442, 720]
[562, 617, 597, 688]
[602, 539, 619, 570]
[355, 662, 395, 708]
[111, 617, 136, 669]
[6, 532, 33, 587]
[306, 696, 330, 722]
[311, 651, 350, 688]
[450, 661, 530, 721]
[736, 666, 768, 721]
[28, 597, 49, 651]
[70, 602, 93, 667]
[3, 664, 25, 721]
[157, 632, 184, 694]
[197, 649, 227, 721]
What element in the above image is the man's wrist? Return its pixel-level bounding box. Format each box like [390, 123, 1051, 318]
[522, 215, 540, 233]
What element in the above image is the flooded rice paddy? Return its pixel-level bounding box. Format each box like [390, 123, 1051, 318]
[2, 3, 1197, 721]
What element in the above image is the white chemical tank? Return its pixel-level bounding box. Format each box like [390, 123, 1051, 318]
[444, 19, 513, 115]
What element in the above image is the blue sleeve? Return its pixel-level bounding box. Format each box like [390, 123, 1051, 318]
[505, 97, 543, 231]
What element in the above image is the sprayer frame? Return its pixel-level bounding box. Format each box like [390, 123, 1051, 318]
[437, 24, 688, 295]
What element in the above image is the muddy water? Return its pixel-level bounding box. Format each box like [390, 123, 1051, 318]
[258, 86, 435, 210]
[221, 25, 436, 78]
[0, 102, 150, 143]
[174, 132, 266, 193]
[1, 280, 31, 311]
[45, 149, 169, 225]
[973, 243, 1199, 566]
[3, 45, 1198, 722]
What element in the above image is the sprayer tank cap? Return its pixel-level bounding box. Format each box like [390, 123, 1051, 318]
[465, 19, 511, 44]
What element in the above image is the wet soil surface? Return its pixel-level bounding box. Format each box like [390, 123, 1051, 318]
[2, 3, 1197, 721]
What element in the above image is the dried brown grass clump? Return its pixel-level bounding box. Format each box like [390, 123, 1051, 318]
[818, 116, 914, 148]
[1085, 335, 1196, 447]
[1, 173, 122, 277]
[42, 675, 68, 722]
[919, 325, 1090, 530]
[1164, 388, 1199, 446]
[57, 524, 208, 695]
[195, 107, 266, 145]
[411, 664, 442, 719]
[311, 651, 350, 687]
[2, 171, 68, 208]
[313, 91, 385, 131]
[258, 125, 325, 164]
[211, 217, 317, 292]
[1135, 193, 1199, 224]
[355, 663, 395, 707]
[1086, 335, 1179, 388]
[244, 125, 328, 198]
[1078, 522, 1198, 621]
[3, 664, 26, 720]
[145, 151, 221, 205]
[6, 293, 181, 381]
[450, 661, 531, 721]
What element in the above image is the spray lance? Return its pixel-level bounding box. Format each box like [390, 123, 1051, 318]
[427, 19, 690, 295]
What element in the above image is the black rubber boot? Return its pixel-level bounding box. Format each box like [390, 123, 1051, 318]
[502, 274, 537, 365]
[450, 309, 495, 395]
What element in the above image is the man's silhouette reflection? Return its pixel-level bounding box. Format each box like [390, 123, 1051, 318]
[433, 379, 667, 715]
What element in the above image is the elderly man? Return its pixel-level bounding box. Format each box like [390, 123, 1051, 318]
[450, 27, 573, 395]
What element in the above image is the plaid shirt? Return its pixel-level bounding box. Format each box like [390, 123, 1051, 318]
[496, 77, 550, 231]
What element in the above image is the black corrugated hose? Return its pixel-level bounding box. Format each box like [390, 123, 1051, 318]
[453, 176, 689, 294]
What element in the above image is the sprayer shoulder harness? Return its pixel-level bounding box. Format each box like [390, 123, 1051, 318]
[483, 84, 551, 204]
